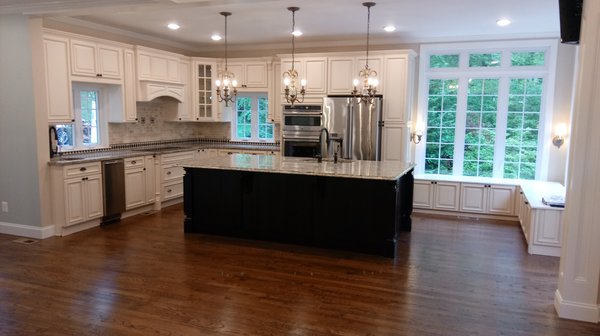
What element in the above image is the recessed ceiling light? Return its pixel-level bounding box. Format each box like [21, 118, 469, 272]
[383, 25, 396, 32]
[211, 34, 222, 41]
[496, 18, 511, 27]
[167, 22, 180, 30]
[292, 30, 303, 37]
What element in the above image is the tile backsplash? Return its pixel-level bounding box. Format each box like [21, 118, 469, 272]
[108, 98, 231, 144]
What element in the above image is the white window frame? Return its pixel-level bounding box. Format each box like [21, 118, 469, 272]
[231, 92, 274, 142]
[415, 40, 558, 180]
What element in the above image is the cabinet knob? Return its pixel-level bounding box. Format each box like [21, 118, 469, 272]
[167, 171, 172, 175]
[80, 167, 87, 172]
[132, 160, 136, 164]
[167, 189, 172, 193]
[96, 73, 102, 77]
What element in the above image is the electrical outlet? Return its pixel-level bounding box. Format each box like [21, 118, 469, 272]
[1, 201, 7, 213]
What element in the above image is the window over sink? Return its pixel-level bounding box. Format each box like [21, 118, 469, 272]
[56, 83, 108, 150]
[232, 93, 274, 142]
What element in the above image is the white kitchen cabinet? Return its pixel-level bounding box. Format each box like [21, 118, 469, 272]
[460, 183, 515, 215]
[280, 57, 327, 95]
[518, 182, 565, 257]
[191, 59, 220, 121]
[57, 162, 103, 228]
[327, 56, 383, 95]
[161, 151, 195, 202]
[382, 53, 415, 124]
[327, 57, 355, 94]
[71, 38, 123, 80]
[381, 123, 409, 162]
[270, 61, 282, 123]
[43, 34, 74, 123]
[136, 46, 182, 84]
[413, 180, 460, 211]
[124, 156, 156, 210]
[175, 59, 193, 121]
[108, 48, 138, 123]
[226, 61, 268, 88]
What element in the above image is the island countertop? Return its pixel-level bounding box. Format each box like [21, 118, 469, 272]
[181, 154, 416, 181]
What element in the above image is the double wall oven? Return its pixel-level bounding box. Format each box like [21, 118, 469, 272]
[282, 104, 323, 158]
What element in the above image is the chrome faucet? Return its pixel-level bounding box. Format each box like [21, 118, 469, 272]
[317, 127, 330, 161]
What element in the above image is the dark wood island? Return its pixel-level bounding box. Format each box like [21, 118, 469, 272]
[182, 155, 415, 258]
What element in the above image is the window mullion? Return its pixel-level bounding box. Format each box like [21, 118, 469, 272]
[493, 77, 510, 178]
[453, 76, 468, 176]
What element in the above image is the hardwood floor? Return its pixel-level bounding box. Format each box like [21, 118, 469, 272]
[0, 205, 598, 335]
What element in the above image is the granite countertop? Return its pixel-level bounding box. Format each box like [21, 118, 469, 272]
[181, 154, 416, 181]
[48, 142, 280, 166]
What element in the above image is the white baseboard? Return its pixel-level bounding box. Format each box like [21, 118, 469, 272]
[554, 289, 600, 323]
[0, 221, 55, 239]
[413, 208, 518, 222]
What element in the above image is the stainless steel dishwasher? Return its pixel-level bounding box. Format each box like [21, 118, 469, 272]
[102, 159, 125, 224]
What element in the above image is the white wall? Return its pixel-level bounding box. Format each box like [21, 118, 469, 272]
[0, 14, 43, 228]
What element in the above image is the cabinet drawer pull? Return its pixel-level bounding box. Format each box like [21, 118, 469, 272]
[167, 171, 172, 175]
[167, 189, 172, 193]
[80, 167, 87, 172]
[131, 160, 136, 164]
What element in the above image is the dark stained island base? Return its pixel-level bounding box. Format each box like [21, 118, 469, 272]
[182, 155, 415, 258]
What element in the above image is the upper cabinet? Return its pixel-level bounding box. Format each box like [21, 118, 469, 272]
[226, 60, 269, 89]
[43, 34, 74, 123]
[70, 39, 123, 81]
[327, 55, 382, 95]
[382, 53, 415, 124]
[280, 56, 327, 95]
[136, 46, 182, 84]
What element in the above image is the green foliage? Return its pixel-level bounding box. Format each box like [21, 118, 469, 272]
[505, 129, 522, 146]
[441, 128, 455, 143]
[426, 143, 439, 159]
[442, 96, 457, 111]
[520, 164, 536, 179]
[503, 163, 519, 179]
[480, 129, 495, 145]
[482, 96, 498, 111]
[522, 130, 538, 146]
[466, 112, 481, 128]
[482, 113, 496, 128]
[469, 53, 501, 67]
[504, 146, 520, 162]
[464, 145, 478, 160]
[430, 54, 459, 68]
[439, 160, 453, 174]
[429, 80, 443, 94]
[467, 96, 481, 111]
[479, 145, 494, 160]
[479, 162, 493, 177]
[511, 52, 545, 66]
[523, 113, 539, 129]
[441, 112, 456, 127]
[507, 113, 523, 129]
[425, 159, 439, 174]
[465, 129, 479, 144]
[524, 96, 541, 112]
[440, 144, 454, 159]
[463, 161, 478, 176]
[521, 147, 537, 163]
[428, 95, 442, 111]
[427, 112, 441, 127]
[444, 80, 459, 94]
[427, 127, 441, 143]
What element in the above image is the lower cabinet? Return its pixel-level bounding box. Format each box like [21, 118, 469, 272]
[124, 155, 156, 210]
[413, 180, 460, 211]
[517, 184, 564, 256]
[51, 162, 104, 235]
[460, 183, 515, 215]
[161, 151, 195, 202]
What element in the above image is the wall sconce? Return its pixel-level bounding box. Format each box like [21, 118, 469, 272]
[552, 123, 568, 148]
[410, 122, 424, 144]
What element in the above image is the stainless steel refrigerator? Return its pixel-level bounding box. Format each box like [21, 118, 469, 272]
[322, 95, 383, 161]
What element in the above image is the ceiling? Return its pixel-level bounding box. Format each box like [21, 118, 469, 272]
[1, 0, 560, 53]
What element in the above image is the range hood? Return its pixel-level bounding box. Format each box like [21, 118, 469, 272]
[137, 81, 184, 102]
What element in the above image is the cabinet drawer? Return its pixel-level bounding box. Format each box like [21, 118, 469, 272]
[162, 182, 183, 200]
[161, 151, 194, 164]
[63, 162, 101, 178]
[162, 165, 185, 182]
[124, 156, 145, 169]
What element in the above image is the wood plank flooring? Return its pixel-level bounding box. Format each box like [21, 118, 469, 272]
[0, 205, 598, 335]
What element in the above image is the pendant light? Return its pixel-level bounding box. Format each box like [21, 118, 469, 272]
[215, 11, 237, 107]
[352, 2, 379, 105]
[282, 6, 306, 106]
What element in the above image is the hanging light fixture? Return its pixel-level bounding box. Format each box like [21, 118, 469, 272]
[282, 6, 306, 106]
[215, 11, 237, 107]
[352, 2, 379, 105]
